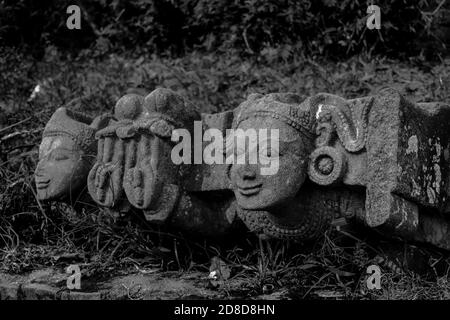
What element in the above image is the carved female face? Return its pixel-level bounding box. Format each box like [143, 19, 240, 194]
[35, 136, 91, 201]
[229, 117, 311, 211]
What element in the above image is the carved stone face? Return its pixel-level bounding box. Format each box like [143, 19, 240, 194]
[229, 117, 311, 211]
[35, 136, 91, 201]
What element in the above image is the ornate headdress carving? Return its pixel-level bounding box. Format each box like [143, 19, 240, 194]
[232, 92, 316, 139]
[308, 93, 373, 153]
[43, 107, 97, 153]
[100, 88, 201, 140]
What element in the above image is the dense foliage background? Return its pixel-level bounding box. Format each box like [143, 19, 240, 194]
[1, 0, 449, 58]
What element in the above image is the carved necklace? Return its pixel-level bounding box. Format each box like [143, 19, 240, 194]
[236, 189, 346, 241]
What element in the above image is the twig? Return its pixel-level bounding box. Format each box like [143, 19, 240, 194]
[430, 0, 446, 16]
[302, 272, 332, 298]
[421, 0, 447, 28]
[243, 27, 255, 54]
[0, 117, 31, 134]
[337, 229, 380, 254]
[26, 180, 51, 229]
[105, 238, 124, 266]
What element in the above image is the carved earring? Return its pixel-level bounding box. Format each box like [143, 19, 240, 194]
[308, 146, 346, 186]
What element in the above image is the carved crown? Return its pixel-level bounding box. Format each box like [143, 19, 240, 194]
[232, 92, 317, 139]
[99, 88, 201, 140]
[43, 107, 96, 153]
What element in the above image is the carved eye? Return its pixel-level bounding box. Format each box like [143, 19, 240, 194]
[52, 150, 71, 161]
[259, 146, 279, 161]
[258, 137, 280, 160]
[54, 154, 70, 161]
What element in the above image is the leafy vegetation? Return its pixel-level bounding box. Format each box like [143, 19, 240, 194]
[1, 0, 449, 59]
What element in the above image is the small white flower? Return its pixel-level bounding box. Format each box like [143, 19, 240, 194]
[29, 84, 41, 101]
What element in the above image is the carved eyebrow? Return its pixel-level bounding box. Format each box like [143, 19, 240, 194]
[52, 146, 76, 153]
[279, 137, 304, 144]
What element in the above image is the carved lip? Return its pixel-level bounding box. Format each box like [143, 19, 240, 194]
[237, 183, 262, 196]
[36, 179, 50, 189]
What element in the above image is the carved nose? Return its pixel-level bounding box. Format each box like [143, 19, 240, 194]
[34, 163, 45, 177]
[240, 164, 257, 180]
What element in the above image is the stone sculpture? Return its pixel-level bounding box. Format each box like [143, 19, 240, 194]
[228, 88, 450, 250]
[87, 88, 241, 237]
[35, 107, 111, 203]
[228, 92, 364, 240]
[35, 87, 450, 250]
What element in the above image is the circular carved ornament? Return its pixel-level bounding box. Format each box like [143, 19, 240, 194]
[308, 146, 346, 186]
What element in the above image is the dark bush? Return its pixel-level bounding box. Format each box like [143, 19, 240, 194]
[0, 0, 449, 58]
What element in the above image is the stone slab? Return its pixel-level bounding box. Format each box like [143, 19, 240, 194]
[0, 269, 226, 300]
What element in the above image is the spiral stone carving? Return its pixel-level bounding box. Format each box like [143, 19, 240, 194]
[315, 95, 373, 153]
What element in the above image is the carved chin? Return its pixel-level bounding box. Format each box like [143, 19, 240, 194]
[36, 181, 78, 201]
[36, 186, 61, 201]
[235, 193, 270, 211]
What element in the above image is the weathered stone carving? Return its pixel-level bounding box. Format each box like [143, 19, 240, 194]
[229, 89, 450, 250]
[228, 93, 364, 240]
[35, 87, 450, 250]
[35, 107, 111, 202]
[313, 89, 450, 250]
[87, 88, 241, 237]
[362, 89, 450, 249]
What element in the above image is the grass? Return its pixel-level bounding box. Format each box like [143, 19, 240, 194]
[1, 46, 450, 299]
